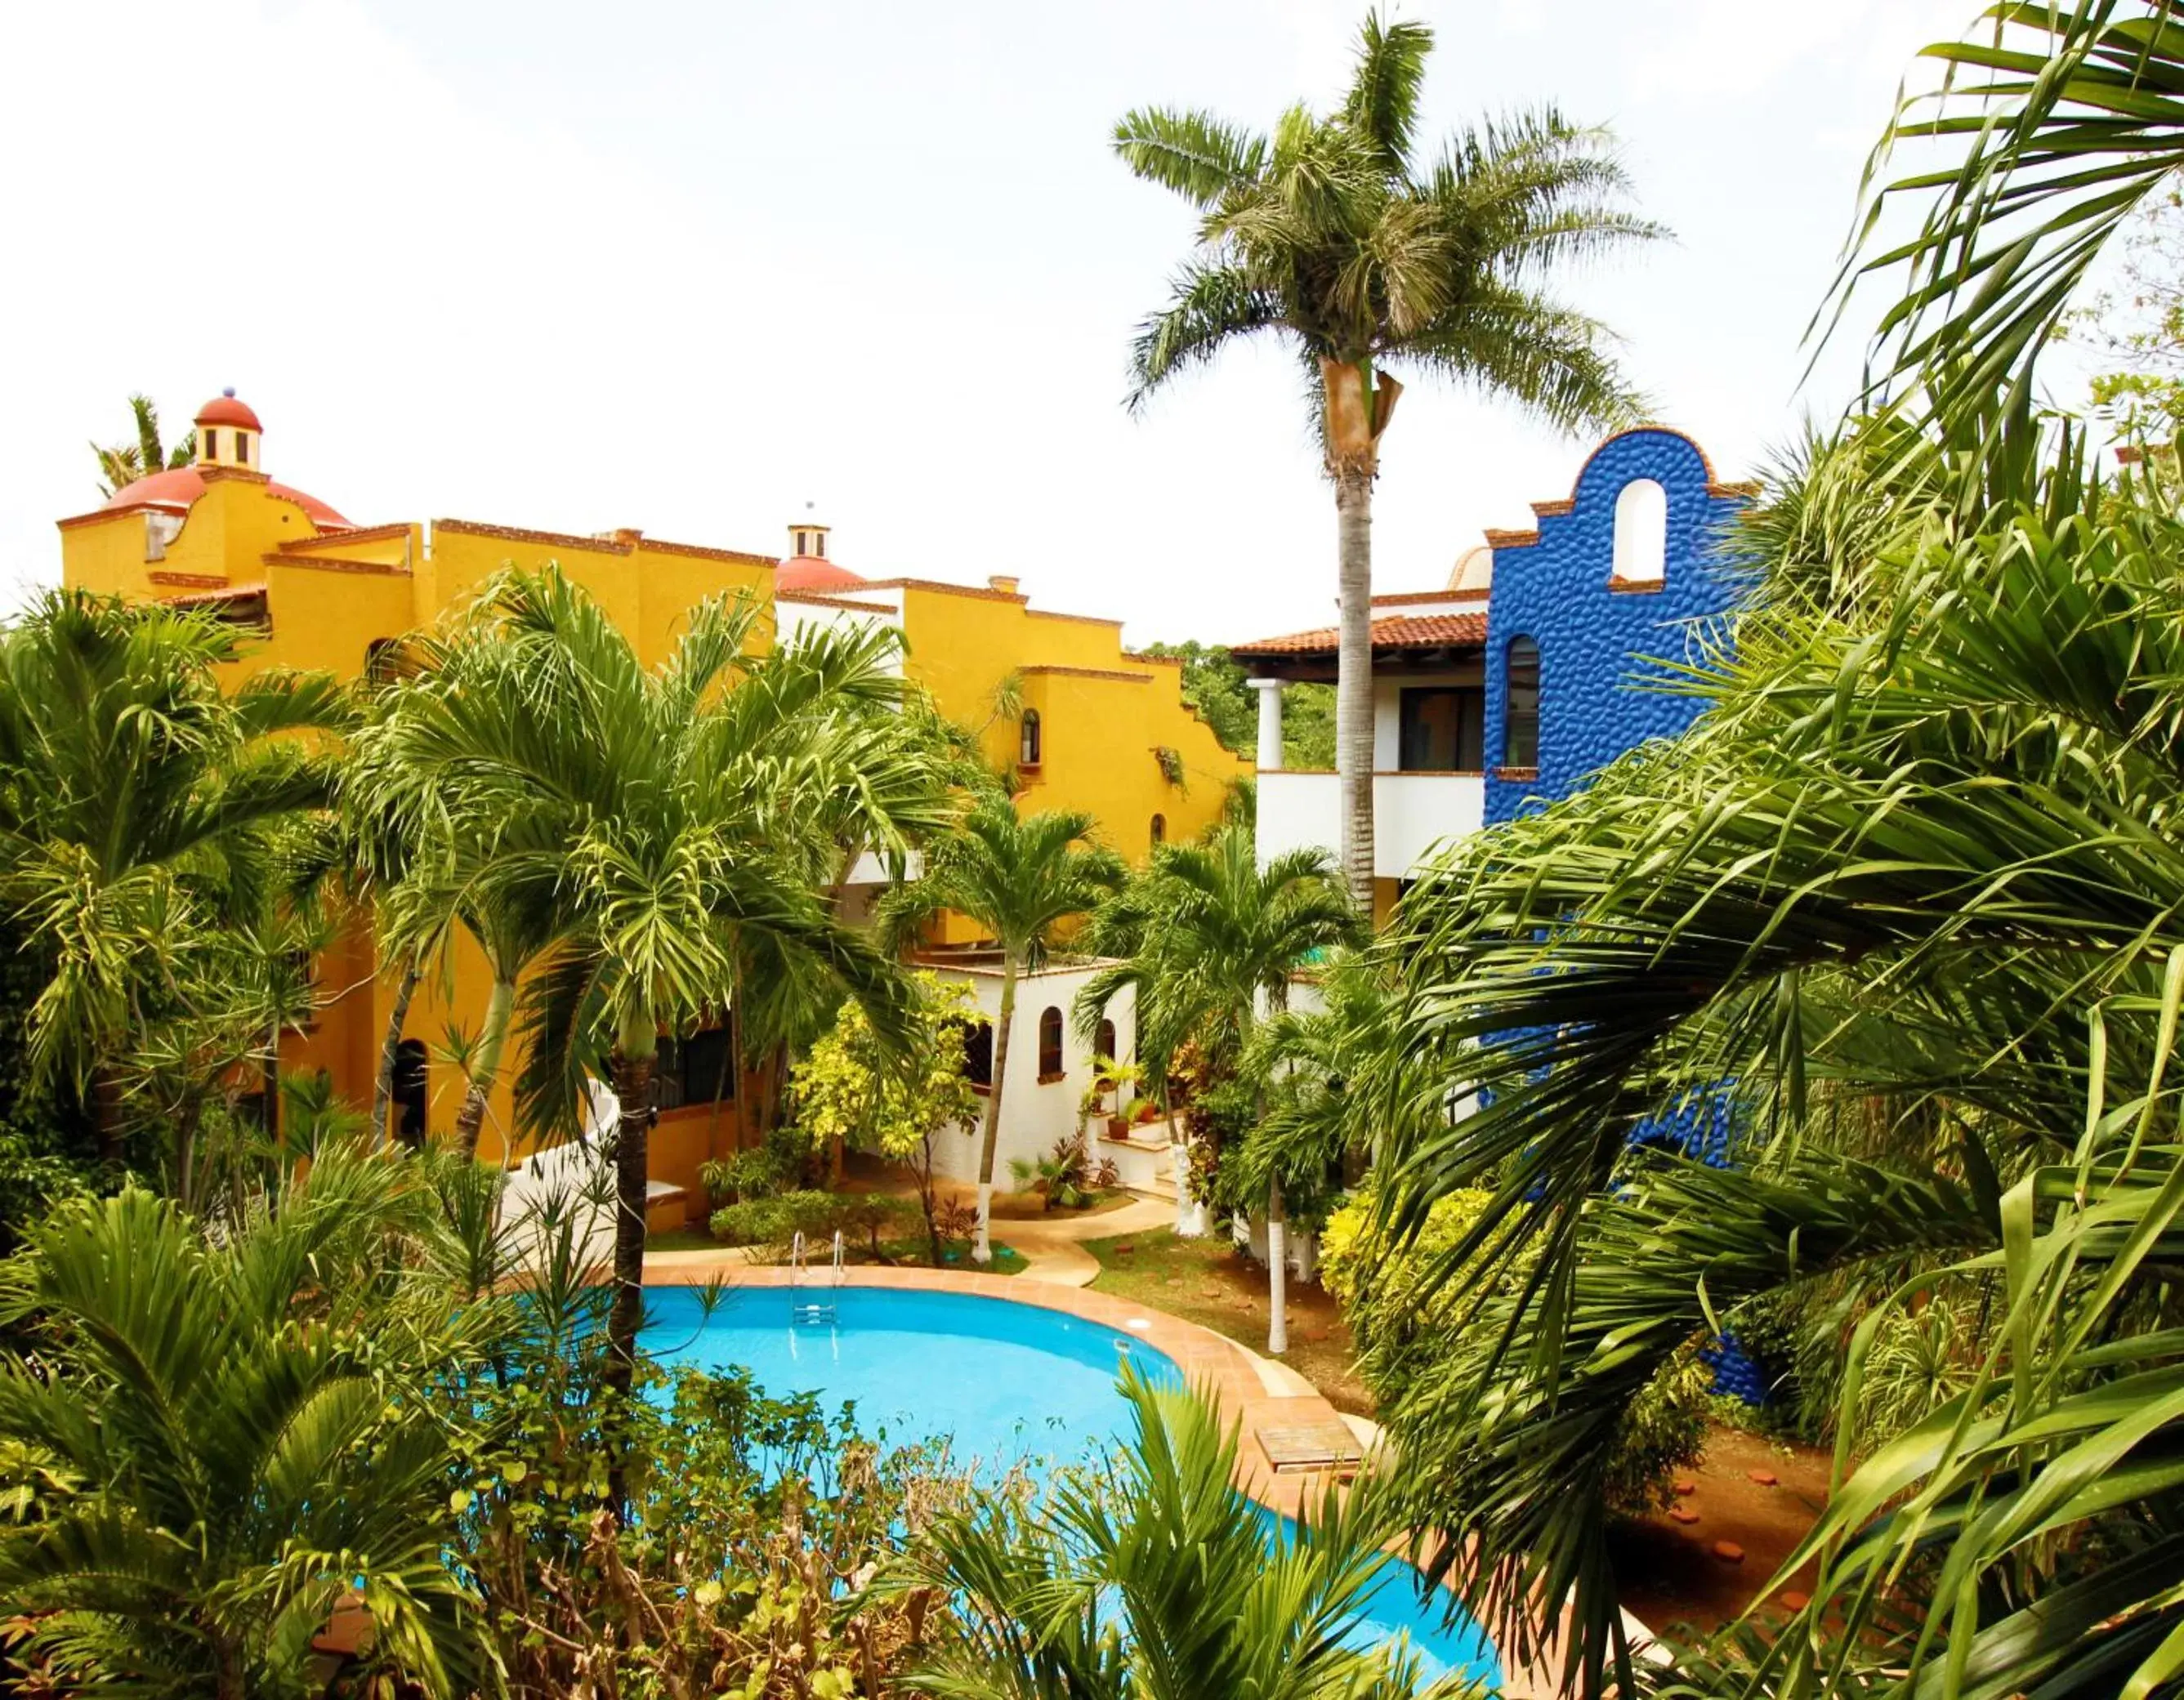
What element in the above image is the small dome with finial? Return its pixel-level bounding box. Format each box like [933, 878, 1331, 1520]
[194, 387, 264, 472]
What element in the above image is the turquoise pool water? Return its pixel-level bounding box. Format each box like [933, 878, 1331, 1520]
[641, 1283, 1500, 1687]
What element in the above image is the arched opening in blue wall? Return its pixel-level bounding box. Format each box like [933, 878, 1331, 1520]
[1612, 479, 1668, 584]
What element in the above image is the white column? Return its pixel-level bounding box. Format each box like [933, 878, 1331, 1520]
[1247, 678, 1284, 772]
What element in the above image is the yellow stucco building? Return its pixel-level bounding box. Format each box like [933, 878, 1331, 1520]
[57, 391, 1245, 1203]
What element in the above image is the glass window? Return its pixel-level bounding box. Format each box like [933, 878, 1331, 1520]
[653, 1024, 735, 1112]
[1398, 687, 1485, 772]
[203, 430, 219, 462]
[963, 1020, 994, 1089]
[1038, 1006, 1064, 1078]
[364, 637, 403, 685]
[1019, 709, 1041, 766]
[1503, 638, 1540, 769]
[1613, 480, 1668, 582]
[1095, 1016, 1117, 1064]
[393, 1038, 429, 1148]
[234, 434, 248, 465]
[1150, 813, 1165, 846]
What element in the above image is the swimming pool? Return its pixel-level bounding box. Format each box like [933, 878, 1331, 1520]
[640, 1283, 1500, 1687]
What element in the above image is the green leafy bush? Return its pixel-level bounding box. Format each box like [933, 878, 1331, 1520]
[706, 1189, 922, 1260]
[707, 1189, 848, 1249]
[1601, 1347, 1711, 1511]
[699, 1143, 797, 1207]
[1322, 1183, 1706, 1511]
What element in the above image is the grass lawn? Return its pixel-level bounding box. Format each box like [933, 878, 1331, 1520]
[1081, 1228, 1375, 1417]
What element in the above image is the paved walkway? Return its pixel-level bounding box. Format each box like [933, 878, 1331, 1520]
[989, 1193, 1174, 1286]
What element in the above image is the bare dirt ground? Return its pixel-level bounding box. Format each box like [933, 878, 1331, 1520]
[1611, 1424, 1833, 1635]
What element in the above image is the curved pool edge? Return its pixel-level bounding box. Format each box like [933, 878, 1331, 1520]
[644, 1256, 1593, 1697]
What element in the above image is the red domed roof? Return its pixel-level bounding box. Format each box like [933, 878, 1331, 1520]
[776, 555, 869, 594]
[194, 391, 262, 431]
[101, 466, 351, 529]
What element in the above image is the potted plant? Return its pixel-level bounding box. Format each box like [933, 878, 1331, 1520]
[1093, 1056, 1141, 1139]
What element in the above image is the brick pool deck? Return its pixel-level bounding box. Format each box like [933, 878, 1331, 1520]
[643, 1255, 1603, 1696]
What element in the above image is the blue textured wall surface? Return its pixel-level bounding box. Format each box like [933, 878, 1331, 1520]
[1481, 429, 1751, 824]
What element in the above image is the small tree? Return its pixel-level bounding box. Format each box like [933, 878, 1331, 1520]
[878, 801, 1127, 1264]
[788, 972, 980, 1265]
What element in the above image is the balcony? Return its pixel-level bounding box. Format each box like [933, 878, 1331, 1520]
[1255, 769, 1485, 880]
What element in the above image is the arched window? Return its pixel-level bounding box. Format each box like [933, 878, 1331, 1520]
[1019, 709, 1042, 767]
[963, 1020, 994, 1089]
[364, 637, 404, 686]
[1094, 1016, 1118, 1064]
[393, 1038, 429, 1149]
[1503, 637, 1540, 770]
[1038, 1006, 1065, 1079]
[1612, 479, 1667, 585]
[1149, 813, 1166, 846]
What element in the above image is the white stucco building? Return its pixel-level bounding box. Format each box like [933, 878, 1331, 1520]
[913, 950, 1151, 1192]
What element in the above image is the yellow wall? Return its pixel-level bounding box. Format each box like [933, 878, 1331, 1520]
[894, 582, 1246, 871]
[57, 471, 1247, 1199]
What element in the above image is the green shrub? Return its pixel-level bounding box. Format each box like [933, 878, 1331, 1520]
[1322, 1182, 1705, 1512]
[707, 1190, 846, 1249]
[706, 1189, 922, 1260]
[1601, 1349, 1712, 1512]
[1320, 1185, 1509, 1394]
[699, 1144, 797, 1207]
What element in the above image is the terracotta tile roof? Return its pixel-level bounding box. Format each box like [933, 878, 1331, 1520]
[1230, 611, 1487, 658]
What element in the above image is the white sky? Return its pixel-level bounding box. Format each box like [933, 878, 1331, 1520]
[1, 0, 1989, 645]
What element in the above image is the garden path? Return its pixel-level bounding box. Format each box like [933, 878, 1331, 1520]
[976, 1192, 1174, 1286]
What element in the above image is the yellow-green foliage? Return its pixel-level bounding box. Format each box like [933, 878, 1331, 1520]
[1324, 1183, 1704, 1511]
[1320, 1185, 1503, 1368]
[789, 972, 980, 1162]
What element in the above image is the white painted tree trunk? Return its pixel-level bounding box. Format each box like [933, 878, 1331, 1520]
[971, 959, 1019, 1265]
[1266, 1174, 1289, 1356]
[1291, 1228, 1318, 1287]
[1167, 1107, 1208, 1237]
[1334, 468, 1377, 912]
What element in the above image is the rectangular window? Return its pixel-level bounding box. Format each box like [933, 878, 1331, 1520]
[653, 1024, 735, 1112]
[1503, 641, 1541, 769]
[234, 435, 248, 464]
[1397, 688, 1485, 772]
[203, 430, 219, 462]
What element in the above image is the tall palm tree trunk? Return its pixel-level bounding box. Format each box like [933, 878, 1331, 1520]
[89, 1068, 124, 1166]
[973, 959, 1019, 1265]
[1266, 1171, 1289, 1356]
[1334, 470, 1376, 913]
[373, 959, 421, 1146]
[1322, 355, 1396, 917]
[604, 1047, 654, 1411]
[454, 978, 515, 1158]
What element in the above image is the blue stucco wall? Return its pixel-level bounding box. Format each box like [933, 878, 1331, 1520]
[1481, 429, 1750, 824]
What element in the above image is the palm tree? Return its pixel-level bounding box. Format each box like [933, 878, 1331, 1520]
[0, 591, 345, 1162]
[355, 638, 557, 1158]
[895, 1364, 1447, 1700]
[404, 566, 948, 1409]
[0, 1151, 491, 1698]
[1078, 827, 1360, 1352]
[1114, 11, 1656, 907]
[1829, 0, 2184, 453]
[878, 799, 1126, 1264]
[90, 394, 194, 498]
